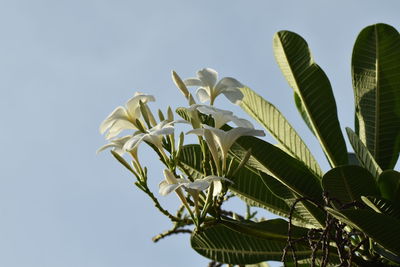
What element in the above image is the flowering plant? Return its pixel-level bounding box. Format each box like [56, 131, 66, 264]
[99, 24, 400, 267]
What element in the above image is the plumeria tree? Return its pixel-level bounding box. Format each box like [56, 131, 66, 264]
[99, 23, 400, 267]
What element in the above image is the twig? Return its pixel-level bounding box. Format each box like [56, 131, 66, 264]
[282, 197, 308, 266]
[152, 228, 192, 243]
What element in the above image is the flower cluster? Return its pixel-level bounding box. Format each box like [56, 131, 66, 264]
[98, 68, 265, 226]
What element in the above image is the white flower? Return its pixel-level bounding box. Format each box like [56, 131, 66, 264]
[188, 125, 265, 172]
[184, 68, 244, 105]
[99, 93, 155, 139]
[158, 169, 183, 196]
[122, 120, 175, 152]
[158, 169, 190, 207]
[194, 105, 254, 129]
[159, 172, 231, 197]
[97, 135, 132, 156]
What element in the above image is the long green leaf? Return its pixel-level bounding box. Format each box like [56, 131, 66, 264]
[261, 173, 323, 228]
[322, 165, 379, 206]
[230, 164, 298, 220]
[273, 30, 348, 167]
[231, 135, 323, 203]
[191, 224, 313, 264]
[230, 135, 325, 227]
[346, 128, 382, 179]
[378, 170, 400, 202]
[361, 196, 400, 220]
[374, 244, 400, 264]
[239, 86, 322, 177]
[220, 218, 309, 242]
[352, 23, 400, 169]
[327, 208, 400, 256]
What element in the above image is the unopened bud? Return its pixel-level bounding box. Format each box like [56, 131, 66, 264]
[172, 70, 190, 99]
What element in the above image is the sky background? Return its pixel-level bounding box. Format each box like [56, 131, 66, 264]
[1, 1, 399, 267]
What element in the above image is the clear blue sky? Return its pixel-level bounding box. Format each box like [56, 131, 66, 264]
[0, 1, 399, 266]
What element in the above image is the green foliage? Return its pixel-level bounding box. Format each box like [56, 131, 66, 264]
[189, 23, 400, 266]
[322, 165, 379, 205]
[239, 86, 322, 177]
[102, 23, 400, 267]
[273, 30, 348, 167]
[191, 223, 313, 264]
[352, 23, 400, 170]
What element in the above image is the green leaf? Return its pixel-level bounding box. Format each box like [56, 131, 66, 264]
[260, 173, 324, 228]
[361, 196, 400, 220]
[326, 208, 400, 256]
[230, 135, 325, 227]
[347, 153, 361, 166]
[230, 164, 298, 220]
[352, 23, 400, 169]
[374, 244, 400, 264]
[273, 30, 348, 167]
[322, 165, 379, 206]
[378, 170, 400, 202]
[239, 86, 322, 177]
[220, 218, 309, 242]
[191, 224, 313, 264]
[346, 128, 382, 178]
[231, 135, 323, 203]
[178, 144, 205, 180]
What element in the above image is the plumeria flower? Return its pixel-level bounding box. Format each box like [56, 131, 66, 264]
[158, 169, 189, 207]
[184, 68, 244, 105]
[193, 105, 254, 129]
[97, 135, 132, 156]
[99, 92, 155, 139]
[188, 125, 265, 172]
[159, 173, 231, 197]
[123, 120, 176, 153]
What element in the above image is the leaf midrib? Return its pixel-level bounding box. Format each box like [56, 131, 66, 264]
[192, 246, 314, 256]
[374, 24, 381, 161]
[275, 33, 338, 168]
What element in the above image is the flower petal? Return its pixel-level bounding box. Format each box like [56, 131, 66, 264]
[196, 105, 233, 116]
[99, 106, 129, 134]
[184, 180, 211, 191]
[222, 127, 265, 155]
[142, 134, 163, 149]
[184, 78, 203, 86]
[212, 180, 222, 197]
[159, 180, 181, 196]
[203, 175, 232, 183]
[105, 119, 137, 139]
[186, 128, 206, 136]
[215, 77, 243, 92]
[197, 68, 218, 88]
[196, 88, 210, 103]
[125, 93, 155, 120]
[163, 169, 179, 185]
[151, 125, 175, 136]
[97, 136, 131, 155]
[214, 77, 244, 104]
[231, 116, 254, 128]
[221, 88, 245, 104]
[123, 133, 146, 151]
